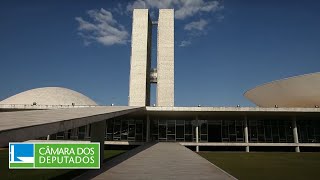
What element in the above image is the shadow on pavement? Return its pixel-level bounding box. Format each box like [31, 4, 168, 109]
[73, 142, 158, 180]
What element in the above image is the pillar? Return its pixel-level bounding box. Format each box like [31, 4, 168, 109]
[196, 116, 199, 152]
[244, 116, 249, 152]
[91, 120, 106, 163]
[292, 116, 300, 152]
[146, 114, 150, 142]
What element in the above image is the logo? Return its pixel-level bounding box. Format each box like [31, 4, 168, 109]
[9, 142, 100, 169]
[9, 143, 34, 168]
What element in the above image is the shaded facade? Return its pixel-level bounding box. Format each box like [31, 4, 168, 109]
[48, 107, 320, 152]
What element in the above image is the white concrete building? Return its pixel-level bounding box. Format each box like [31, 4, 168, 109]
[1, 9, 320, 153]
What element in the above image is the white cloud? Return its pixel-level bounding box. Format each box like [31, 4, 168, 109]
[126, 0, 222, 20]
[184, 19, 208, 31]
[75, 8, 129, 46]
[76, 1, 223, 47]
[175, 0, 220, 20]
[179, 40, 191, 47]
[126, 0, 147, 11]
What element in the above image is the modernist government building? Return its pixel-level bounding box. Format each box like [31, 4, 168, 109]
[1, 9, 320, 153]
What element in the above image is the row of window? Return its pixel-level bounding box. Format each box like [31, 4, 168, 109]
[48, 118, 320, 143]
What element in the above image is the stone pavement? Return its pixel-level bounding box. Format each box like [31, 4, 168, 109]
[77, 142, 236, 180]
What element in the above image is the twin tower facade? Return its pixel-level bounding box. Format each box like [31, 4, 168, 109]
[129, 9, 174, 107]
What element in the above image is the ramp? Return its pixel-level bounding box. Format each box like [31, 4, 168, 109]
[79, 142, 236, 180]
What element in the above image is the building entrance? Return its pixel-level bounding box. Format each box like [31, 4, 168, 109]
[208, 124, 222, 142]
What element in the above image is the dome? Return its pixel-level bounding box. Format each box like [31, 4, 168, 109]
[244, 72, 320, 108]
[0, 87, 97, 106]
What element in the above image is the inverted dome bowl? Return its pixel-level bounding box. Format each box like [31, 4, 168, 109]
[244, 72, 320, 108]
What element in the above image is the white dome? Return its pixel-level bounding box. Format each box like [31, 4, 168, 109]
[0, 87, 97, 106]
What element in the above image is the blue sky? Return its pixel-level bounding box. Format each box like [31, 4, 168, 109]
[1, 0, 320, 106]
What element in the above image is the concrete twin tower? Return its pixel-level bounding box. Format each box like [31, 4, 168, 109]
[129, 9, 174, 107]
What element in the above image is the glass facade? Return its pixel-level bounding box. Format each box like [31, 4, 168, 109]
[49, 117, 146, 142]
[248, 119, 293, 143]
[149, 117, 313, 143]
[150, 118, 245, 142]
[48, 116, 320, 144]
[151, 119, 199, 142]
[106, 118, 146, 142]
[49, 125, 91, 140]
[220, 120, 244, 142]
[297, 120, 320, 143]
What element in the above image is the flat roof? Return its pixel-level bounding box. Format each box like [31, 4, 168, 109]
[0, 106, 143, 147]
[145, 106, 320, 117]
[146, 106, 320, 112]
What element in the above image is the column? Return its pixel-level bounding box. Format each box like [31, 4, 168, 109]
[91, 120, 106, 163]
[244, 116, 249, 152]
[146, 114, 150, 142]
[85, 125, 90, 139]
[292, 116, 300, 152]
[196, 116, 199, 152]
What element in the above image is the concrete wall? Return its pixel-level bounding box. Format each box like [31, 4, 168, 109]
[157, 9, 174, 107]
[129, 9, 152, 106]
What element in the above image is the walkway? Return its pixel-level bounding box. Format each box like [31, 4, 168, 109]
[79, 142, 236, 180]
